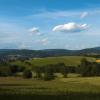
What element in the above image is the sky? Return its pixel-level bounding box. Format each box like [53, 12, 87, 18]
[0, 0, 100, 50]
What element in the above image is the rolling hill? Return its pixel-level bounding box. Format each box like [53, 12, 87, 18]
[0, 47, 100, 59]
[29, 56, 96, 66]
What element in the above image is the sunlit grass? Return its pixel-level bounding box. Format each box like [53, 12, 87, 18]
[29, 56, 96, 67]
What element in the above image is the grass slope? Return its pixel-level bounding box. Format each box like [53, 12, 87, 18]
[29, 56, 96, 67]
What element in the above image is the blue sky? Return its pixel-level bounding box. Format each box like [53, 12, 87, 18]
[0, 0, 100, 50]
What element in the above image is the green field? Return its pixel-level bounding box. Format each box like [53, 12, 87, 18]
[0, 76, 100, 100]
[10, 56, 96, 68]
[0, 56, 99, 100]
[29, 56, 96, 66]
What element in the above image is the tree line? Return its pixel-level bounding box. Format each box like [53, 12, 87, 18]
[0, 58, 100, 80]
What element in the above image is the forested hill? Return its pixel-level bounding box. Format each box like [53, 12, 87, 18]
[0, 47, 100, 58]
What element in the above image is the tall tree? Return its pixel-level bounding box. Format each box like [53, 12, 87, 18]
[44, 65, 55, 81]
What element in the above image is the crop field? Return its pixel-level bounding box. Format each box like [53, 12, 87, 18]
[0, 76, 100, 100]
[29, 56, 96, 66]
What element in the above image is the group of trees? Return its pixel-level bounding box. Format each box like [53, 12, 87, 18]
[78, 58, 100, 77]
[0, 61, 25, 77]
[23, 59, 100, 79]
[33, 63, 68, 80]
[0, 58, 100, 80]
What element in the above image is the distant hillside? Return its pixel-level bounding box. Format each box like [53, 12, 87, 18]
[0, 47, 100, 60]
[29, 56, 96, 67]
[0, 49, 72, 57]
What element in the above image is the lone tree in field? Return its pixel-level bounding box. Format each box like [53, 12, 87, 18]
[33, 66, 43, 79]
[90, 62, 100, 76]
[78, 58, 91, 77]
[44, 65, 55, 81]
[23, 69, 32, 78]
[59, 63, 68, 78]
[10, 65, 20, 76]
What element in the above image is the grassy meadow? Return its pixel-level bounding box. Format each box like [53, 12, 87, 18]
[0, 56, 99, 100]
[29, 56, 96, 66]
[0, 75, 100, 100]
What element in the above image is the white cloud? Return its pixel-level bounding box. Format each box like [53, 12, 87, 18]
[52, 22, 88, 33]
[41, 38, 49, 45]
[29, 27, 40, 35]
[81, 12, 88, 18]
[19, 43, 27, 49]
[36, 38, 49, 45]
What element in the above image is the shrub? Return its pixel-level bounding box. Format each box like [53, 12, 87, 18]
[0, 66, 11, 77]
[44, 65, 55, 81]
[23, 69, 32, 78]
[59, 63, 68, 78]
[33, 66, 43, 79]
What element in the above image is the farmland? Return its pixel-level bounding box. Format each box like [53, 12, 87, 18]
[29, 56, 96, 66]
[0, 76, 100, 100]
[0, 56, 100, 100]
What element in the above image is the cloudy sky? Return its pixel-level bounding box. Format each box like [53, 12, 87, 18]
[0, 0, 100, 50]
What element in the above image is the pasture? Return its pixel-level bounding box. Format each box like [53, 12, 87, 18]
[29, 56, 96, 66]
[0, 56, 99, 100]
[0, 76, 100, 100]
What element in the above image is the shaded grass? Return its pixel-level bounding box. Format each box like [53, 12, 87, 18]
[0, 77, 100, 100]
[0, 92, 100, 100]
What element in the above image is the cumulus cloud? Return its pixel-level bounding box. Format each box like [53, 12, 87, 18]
[52, 22, 88, 33]
[29, 27, 40, 35]
[81, 12, 88, 19]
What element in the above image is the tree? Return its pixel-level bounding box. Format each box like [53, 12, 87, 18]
[44, 65, 55, 81]
[59, 63, 68, 78]
[0, 66, 11, 77]
[78, 58, 90, 77]
[10, 65, 20, 75]
[23, 69, 32, 78]
[33, 66, 42, 79]
[97, 63, 100, 75]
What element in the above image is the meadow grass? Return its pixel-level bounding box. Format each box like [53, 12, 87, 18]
[0, 76, 100, 100]
[0, 56, 98, 100]
[29, 56, 96, 67]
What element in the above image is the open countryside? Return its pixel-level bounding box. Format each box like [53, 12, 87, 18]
[0, 0, 100, 100]
[0, 55, 100, 100]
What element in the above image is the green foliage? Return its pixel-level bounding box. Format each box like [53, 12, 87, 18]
[10, 65, 21, 75]
[59, 63, 68, 78]
[33, 66, 43, 79]
[0, 66, 11, 76]
[78, 58, 90, 76]
[78, 58, 100, 77]
[0, 56, 99, 79]
[44, 65, 55, 81]
[23, 69, 32, 78]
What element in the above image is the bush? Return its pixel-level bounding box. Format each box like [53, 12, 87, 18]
[78, 58, 100, 77]
[23, 69, 32, 78]
[59, 63, 68, 78]
[78, 58, 90, 77]
[10, 65, 20, 75]
[44, 65, 55, 81]
[0, 66, 11, 77]
[33, 66, 43, 79]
